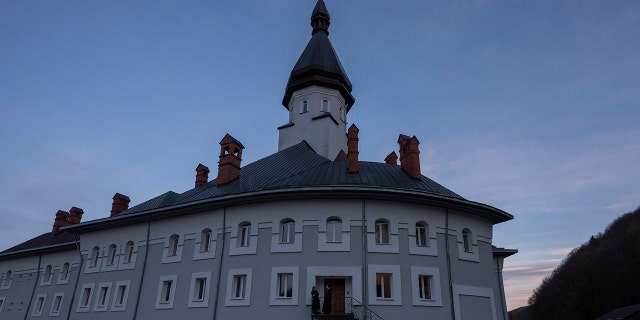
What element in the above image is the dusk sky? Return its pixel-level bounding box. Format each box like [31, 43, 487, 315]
[1, 0, 638, 310]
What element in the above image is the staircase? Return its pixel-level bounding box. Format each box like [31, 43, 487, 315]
[312, 314, 356, 320]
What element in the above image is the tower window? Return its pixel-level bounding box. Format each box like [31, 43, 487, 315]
[321, 99, 329, 112]
[301, 100, 309, 113]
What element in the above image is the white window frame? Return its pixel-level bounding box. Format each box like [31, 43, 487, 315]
[230, 220, 257, 256]
[194, 228, 216, 260]
[367, 265, 402, 306]
[326, 217, 342, 243]
[162, 234, 183, 264]
[77, 283, 95, 312]
[416, 222, 429, 247]
[188, 271, 211, 308]
[375, 219, 390, 244]
[85, 246, 101, 273]
[0, 296, 5, 312]
[40, 264, 53, 286]
[321, 99, 329, 112]
[94, 282, 112, 312]
[239, 223, 251, 247]
[269, 266, 299, 305]
[300, 100, 309, 113]
[57, 262, 71, 284]
[225, 268, 252, 306]
[1, 270, 12, 289]
[156, 275, 177, 309]
[410, 266, 443, 307]
[280, 219, 295, 244]
[49, 292, 64, 316]
[32, 294, 46, 316]
[457, 228, 480, 262]
[107, 244, 118, 265]
[111, 280, 131, 312]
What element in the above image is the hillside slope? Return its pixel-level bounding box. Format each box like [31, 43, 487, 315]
[524, 207, 640, 320]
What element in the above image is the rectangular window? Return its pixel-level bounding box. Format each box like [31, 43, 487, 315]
[94, 282, 112, 311]
[277, 273, 293, 298]
[161, 281, 173, 303]
[375, 222, 390, 244]
[321, 99, 329, 112]
[194, 278, 207, 301]
[32, 294, 46, 316]
[111, 280, 131, 312]
[233, 275, 246, 299]
[49, 293, 64, 316]
[418, 275, 432, 300]
[156, 275, 177, 309]
[376, 273, 392, 299]
[301, 100, 309, 113]
[0, 297, 5, 312]
[80, 287, 93, 308]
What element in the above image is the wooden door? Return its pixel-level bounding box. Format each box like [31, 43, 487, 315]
[325, 279, 345, 314]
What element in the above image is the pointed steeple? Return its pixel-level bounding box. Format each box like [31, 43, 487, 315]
[311, 0, 330, 35]
[282, 0, 354, 110]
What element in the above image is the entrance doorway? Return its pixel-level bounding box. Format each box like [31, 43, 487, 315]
[325, 278, 345, 315]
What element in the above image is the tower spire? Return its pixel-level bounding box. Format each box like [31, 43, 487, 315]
[311, 0, 330, 35]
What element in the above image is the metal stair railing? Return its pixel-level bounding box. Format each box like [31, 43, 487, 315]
[345, 297, 384, 320]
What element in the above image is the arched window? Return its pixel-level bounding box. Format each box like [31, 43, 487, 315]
[326, 217, 342, 243]
[280, 219, 295, 244]
[107, 244, 118, 265]
[375, 219, 390, 245]
[200, 228, 213, 253]
[43, 264, 52, 282]
[124, 241, 135, 263]
[169, 235, 180, 257]
[238, 222, 251, 247]
[301, 100, 309, 113]
[90, 246, 100, 267]
[416, 222, 429, 247]
[462, 228, 473, 252]
[60, 262, 70, 281]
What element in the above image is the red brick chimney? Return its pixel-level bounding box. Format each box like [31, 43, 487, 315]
[347, 124, 359, 173]
[52, 210, 70, 235]
[195, 163, 210, 187]
[217, 134, 244, 185]
[398, 134, 421, 179]
[384, 151, 398, 165]
[110, 193, 131, 217]
[67, 207, 84, 225]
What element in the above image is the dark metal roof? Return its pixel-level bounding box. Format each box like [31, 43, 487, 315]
[119, 141, 467, 218]
[0, 232, 75, 259]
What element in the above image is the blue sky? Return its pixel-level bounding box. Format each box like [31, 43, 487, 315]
[1, 0, 638, 310]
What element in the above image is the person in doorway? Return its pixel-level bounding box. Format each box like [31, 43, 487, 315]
[311, 286, 320, 314]
[322, 284, 332, 314]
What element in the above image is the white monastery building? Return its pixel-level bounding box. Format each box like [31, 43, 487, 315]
[0, 1, 516, 320]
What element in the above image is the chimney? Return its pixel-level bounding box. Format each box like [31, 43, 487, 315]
[52, 210, 70, 235]
[217, 134, 244, 185]
[347, 124, 359, 173]
[397, 134, 421, 179]
[67, 207, 84, 225]
[110, 193, 131, 217]
[195, 163, 210, 187]
[384, 151, 398, 165]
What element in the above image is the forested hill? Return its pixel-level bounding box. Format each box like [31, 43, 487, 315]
[521, 207, 640, 320]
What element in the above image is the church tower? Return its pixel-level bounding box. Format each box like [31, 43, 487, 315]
[278, 0, 355, 160]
